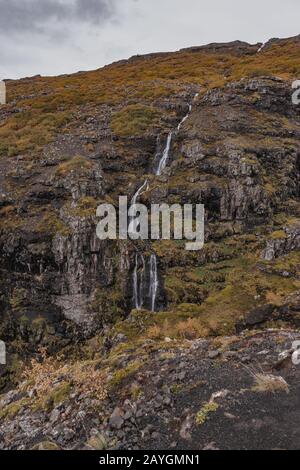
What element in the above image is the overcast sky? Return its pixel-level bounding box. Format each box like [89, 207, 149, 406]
[0, 0, 299, 79]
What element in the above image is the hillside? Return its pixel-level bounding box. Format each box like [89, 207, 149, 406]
[0, 35, 300, 450]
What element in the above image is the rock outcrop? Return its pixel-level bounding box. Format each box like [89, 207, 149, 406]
[1, 35, 300, 449]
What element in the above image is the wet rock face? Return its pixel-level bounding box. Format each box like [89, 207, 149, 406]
[0, 229, 133, 338]
[0, 75, 300, 351]
[131, 253, 166, 312]
[261, 224, 300, 261]
[169, 77, 300, 226]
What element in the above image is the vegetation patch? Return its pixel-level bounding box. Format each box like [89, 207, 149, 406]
[36, 210, 70, 236]
[252, 373, 289, 394]
[69, 196, 98, 218]
[195, 401, 219, 426]
[110, 360, 143, 387]
[111, 104, 162, 136]
[21, 348, 107, 410]
[55, 155, 92, 176]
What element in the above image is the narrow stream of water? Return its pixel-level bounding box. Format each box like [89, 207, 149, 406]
[132, 93, 199, 311]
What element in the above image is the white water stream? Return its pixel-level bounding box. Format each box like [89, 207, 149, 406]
[156, 93, 198, 176]
[149, 254, 159, 312]
[132, 92, 199, 311]
[132, 253, 146, 310]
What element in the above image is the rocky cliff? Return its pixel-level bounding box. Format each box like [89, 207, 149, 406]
[0, 35, 300, 450]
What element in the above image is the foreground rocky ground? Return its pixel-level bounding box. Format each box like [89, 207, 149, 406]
[1, 328, 300, 450]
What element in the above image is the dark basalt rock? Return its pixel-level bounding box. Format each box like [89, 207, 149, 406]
[236, 305, 275, 332]
[1, 63, 300, 384]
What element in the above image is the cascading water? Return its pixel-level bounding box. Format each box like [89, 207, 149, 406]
[129, 179, 149, 236]
[132, 253, 146, 310]
[132, 92, 199, 311]
[177, 104, 192, 131]
[131, 179, 149, 207]
[133, 253, 158, 312]
[257, 42, 267, 53]
[156, 93, 199, 176]
[149, 254, 158, 312]
[156, 131, 173, 176]
[132, 255, 139, 309]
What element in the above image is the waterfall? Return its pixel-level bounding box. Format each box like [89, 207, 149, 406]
[131, 179, 149, 206]
[132, 253, 146, 310]
[156, 131, 173, 176]
[132, 254, 139, 309]
[149, 254, 158, 312]
[177, 104, 192, 131]
[257, 42, 267, 53]
[129, 179, 149, 236]
[133, 252, 158, 312]
[156, 92, 199, 176]
[131, 92, 199, 311]
[177, 93, 198, 131]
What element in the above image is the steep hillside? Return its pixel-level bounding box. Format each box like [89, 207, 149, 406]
[0, 35, 300, 450]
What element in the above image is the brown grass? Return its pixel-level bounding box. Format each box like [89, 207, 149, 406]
[22, 347, 108, 401]
[2, 38, 300, 157]
[252, 373, 289, 394]
[147, 317, 209, 340]
[55, 155, 92, 176]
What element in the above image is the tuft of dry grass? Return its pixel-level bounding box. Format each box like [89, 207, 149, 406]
[55, 155, 92, 176]
[22, 347, 108, 401]
[252, 373, 289, 394]
[147, 317, 210, 341]
[176, 318, 207, 340]
[147, 325, 162, 340]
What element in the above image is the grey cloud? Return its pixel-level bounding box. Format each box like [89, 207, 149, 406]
[0, 0, 118, 33]
[1, 0, 300, 80]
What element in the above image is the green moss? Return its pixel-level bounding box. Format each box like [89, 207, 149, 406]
[0, 397, 31, 420]
[48, 382, 72, 406]
[110, 360, 143, 387]
[32, 441, 61, 451]
[32, 317, 47, 328]
[69, 197, 98, 218]
[171, 380, 206, 395]
[195, 401, 219, 426]
[0, 110, 71, 157]
[87, 434, 107, 450]
[33, 382, 72, 412]
[171, 384, 185, 394]
[111, 104, 162, 136]
[56, 156, 92, 176]
[270, 230, 287, 240]
[37, 211, 70, 236]
[165, 271, 206, 305]
[262, 251, 300, 280]
[130, 383, 143, 400]
[91, 287, 124, 326]
[9, 288, 27, 310]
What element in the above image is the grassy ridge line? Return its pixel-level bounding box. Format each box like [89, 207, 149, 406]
[1, 38, 300, 157]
